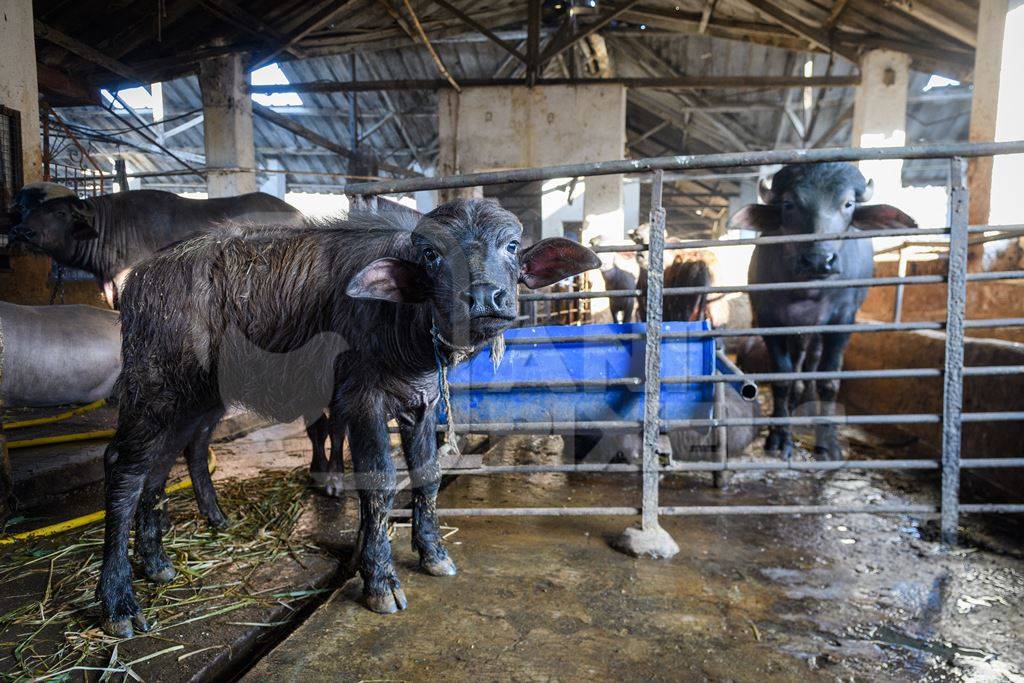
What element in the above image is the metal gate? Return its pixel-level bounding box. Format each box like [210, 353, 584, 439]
[347, 140, 1024, 547]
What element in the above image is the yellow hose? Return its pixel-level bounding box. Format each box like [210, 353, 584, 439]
[2, 399, 107, 430]
[0, 448, 218, 545]
[7, 429, 117, 450]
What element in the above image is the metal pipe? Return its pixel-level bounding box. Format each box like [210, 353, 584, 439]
[345, 140, 1024, 195]
[447, 365, 1024, 392]
[943, 157, 968, 546]
[641, 170, 666, 532]
[521, 270, 1024, 302]
[391, 505, 938, 517]
[431, 458, 1024, 475]
[500, 318, 1024, 347]
[716, 350, 758, 400]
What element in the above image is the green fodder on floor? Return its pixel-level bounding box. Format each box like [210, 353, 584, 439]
[0, 468, 322, 681]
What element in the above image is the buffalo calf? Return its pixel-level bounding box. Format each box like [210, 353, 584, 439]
[97, 199, 600, 637]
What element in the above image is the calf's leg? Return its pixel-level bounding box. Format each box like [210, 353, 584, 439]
[763, 335, 795, 460]
[324, 409, 347, 497]
[347, 411, 405, 613]
[98, 413, 203, 638]
[97, 440, 147, 638]
[134, 450, 180, 585]
[813, 332, 850, 461]
[399, 408, 455, 576]
[185, 408, 228, 528]
[306, 413, 330, 482]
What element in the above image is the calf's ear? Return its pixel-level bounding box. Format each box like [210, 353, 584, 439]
[852, 204, 917, 230]
[727, 204, 780, 232]
[347, 257, 431, 303]
[519, 237, 602, 289]
[69, 199, 98, 240]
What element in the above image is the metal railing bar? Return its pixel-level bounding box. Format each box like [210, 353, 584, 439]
[522, 270, 1024, 303]
[588, 227, 951, 253]
[521, 274, 948, 302]
[659, 504, 937, 516]
[588, 224, 1024, 255]
[433, 458, 1024, 476]
[961, 411, 1024, 422]
[502, 318, 1024, 346]
[961, 458, 1024, 468]
[448, 365, 1024, 390]
[345, 139, 1024, 195]
[960, 504, 1024, 513]
[389, 506, 642, 517]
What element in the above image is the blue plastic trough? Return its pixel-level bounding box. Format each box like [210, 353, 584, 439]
[441, 321, 718, 428]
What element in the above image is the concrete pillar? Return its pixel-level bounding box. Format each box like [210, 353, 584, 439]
[0, 0, 42, 184]
[986, 2, 1024, 257]
[967, 1, 1008, 231]
[438, 84, 626, 314]
[437, 84, 626, 242]
[851, 49, 911, 206]
[0, 0, 49, 305]
[199, 54, 257, 197]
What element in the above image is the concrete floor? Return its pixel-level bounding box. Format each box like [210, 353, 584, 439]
[247, 434, 1024, 682]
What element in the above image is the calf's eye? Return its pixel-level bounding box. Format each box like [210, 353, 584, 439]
[782, 201, 795, 210]
[423, 247, 441, 264]
[844, 201, 854, 209]
[506, 240, 520, 255]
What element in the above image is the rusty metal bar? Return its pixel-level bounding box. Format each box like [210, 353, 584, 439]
[344, 140, 1024, 195]
[641, 170, 665, 532]
[941, 157, 969, 546]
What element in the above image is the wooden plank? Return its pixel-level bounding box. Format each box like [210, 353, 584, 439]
[252, 102, 420, 178]
[741, 0, 858, 62]
[34, 20, 148, 84]
[429, 0, 526, 63]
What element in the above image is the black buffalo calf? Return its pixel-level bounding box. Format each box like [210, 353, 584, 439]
[97, 199, 599, 637]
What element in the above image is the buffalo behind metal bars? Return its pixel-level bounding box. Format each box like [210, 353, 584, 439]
[730, 162, 917, 460]
[97, 198, 599, 637]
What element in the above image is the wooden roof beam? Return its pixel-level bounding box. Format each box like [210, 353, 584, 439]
[35, 20, 148, 85]
[741, 0, 858, 63]
[428, 0, 526, 63]
[888, 0, 976, 48]
[252, 101, 420, 178]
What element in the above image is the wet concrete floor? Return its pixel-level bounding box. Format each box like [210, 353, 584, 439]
[249, 433, 1024, 682]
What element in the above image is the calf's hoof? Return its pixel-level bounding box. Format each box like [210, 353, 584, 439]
[205, 510, 230, 530]
[420, 554, 457, 577]
[146, 564, 177, 584]
[323, 474, 344, 499]
[102, 612, 150, 639]
[764, 429, 793, 460]
[813, 443, 843, 461]
[364, 579, 408, 614]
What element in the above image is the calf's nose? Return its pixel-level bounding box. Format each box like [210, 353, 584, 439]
[800, 252, 838, 274]
[460, 283, 508, 316]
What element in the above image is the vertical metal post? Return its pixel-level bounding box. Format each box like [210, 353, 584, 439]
[641, 170, 666, 531]
[893, 246, 908, 322]
[712, 355, 728, 489]
[941, 156, 969, 546]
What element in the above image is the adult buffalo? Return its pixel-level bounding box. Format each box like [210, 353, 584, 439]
[729, 163, 916, 460]
[96, 199, 600, 637]
[8, 183, 304, 306]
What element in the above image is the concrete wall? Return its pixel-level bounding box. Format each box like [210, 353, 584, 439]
[438, 84, 626, 245]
